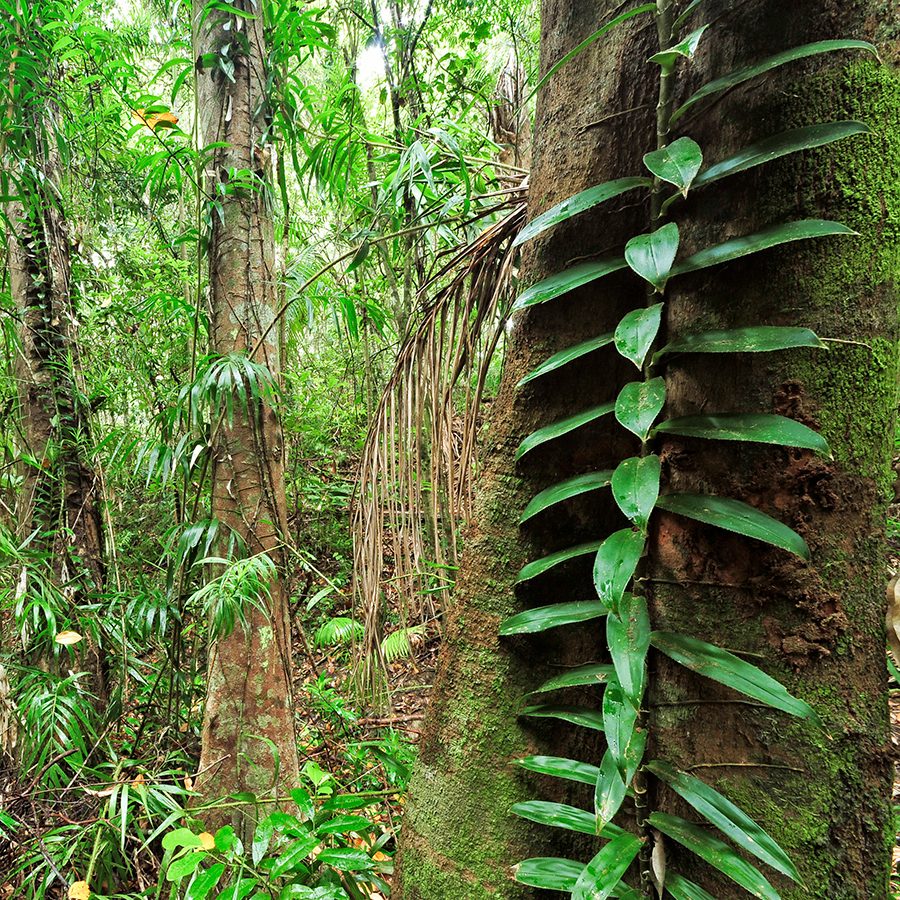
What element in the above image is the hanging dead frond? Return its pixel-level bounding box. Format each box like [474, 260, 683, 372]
[351, 198, 526, 702]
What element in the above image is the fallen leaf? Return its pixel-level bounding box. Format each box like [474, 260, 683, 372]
[68, 882, 90, 900]
[55, 631, 83, 646]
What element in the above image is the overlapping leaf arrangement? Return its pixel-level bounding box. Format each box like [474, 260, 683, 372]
[502, 4, 874, 897]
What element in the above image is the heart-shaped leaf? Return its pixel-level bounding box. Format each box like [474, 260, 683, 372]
[612, 455, 661, 528]
[593, 530, 644, 610]
[625, 223, 680, 291]
[643, 137, 703, 196]
[614, 304, 664, 369]
[607, 592, 651, 705]
[615, 378, 666, 440]
[649, 25, 709, 69]
[572, 831, 642, 900]
[594, 749, 627, 833]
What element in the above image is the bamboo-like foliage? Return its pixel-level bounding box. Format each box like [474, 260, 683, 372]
[352, 200, 525, 698]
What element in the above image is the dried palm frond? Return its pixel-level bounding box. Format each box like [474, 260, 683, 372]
[351, 197, 526, 702]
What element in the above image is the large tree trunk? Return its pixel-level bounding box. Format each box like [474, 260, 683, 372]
[396, 1, 898, 897]
[193, 0, 300, 836]
[10, 143, 106, 698]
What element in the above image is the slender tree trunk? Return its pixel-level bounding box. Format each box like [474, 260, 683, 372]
[396, 1, 898, 897]
[9, 141, 106, 698]
[193, 0, 300, 836]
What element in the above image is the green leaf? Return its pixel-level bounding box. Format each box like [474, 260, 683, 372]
[521, 471, 613, 523]
[694, 121, 871, 188]
[654, 413, 830, 455]
[512, 800, 598, 836]
[316, 847, 373, 871]
[530, 663, 614, 694]
[516, 755, 602, 786]
[166, 852, 205, 881]
[671, 40, 877, 124]
[658, 325, 826, 360]
[270, 836, 319, 876]
[514, 178, 651, 247]
[651, 631, 819, 720]
[643, 137, 703, 196]
[625, 223, 679, 291]
[594, 749, 627, 832]
[612, 455, 661, 528]
[603, 679, 638, 767]
[593, 531, 644, 610]
[649, 25, 709, 69]
[518, 540, 602, 583]
[517, 403, 615, 459]
[622, 725, 647, 787]
[671, 220, 854, 277]
[573, 831, 642, 900]
[518, 332, 615, 387]
[524, 3, 657, 102]
[522, 704, 606, 731]
[615, 378, 666, 441]
[665, 873, 717, 900]
[162, 828, 202, 852]
[513, 258, 626, 310]
[656, 492, 809, 559]
[648, 812, 779, 900]
[513, 857, 584, 891]
[607, 593, 651, 705]
[647, 760, 800, 880]
[185, 863, 226, 900]
[615, 305, 664, 369]
[500, 601, 607, 635]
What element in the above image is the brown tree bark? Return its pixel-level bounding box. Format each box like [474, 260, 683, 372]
[397, 1, 898, 897]
[193, 0, 300, 837]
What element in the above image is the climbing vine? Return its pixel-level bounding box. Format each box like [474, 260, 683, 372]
[500, 3, 876, 898]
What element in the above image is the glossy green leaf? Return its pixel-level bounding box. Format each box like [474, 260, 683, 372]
[518, 332, 614, 386]
[649, 25, 709, 69]
[623, 725, 647, 787]
[521, 471, 613, 522]
[672, 0, 705, 33]
[518, 540, 602, 583]
[500, 601, 607, 635]
[595, 749, 627, 832]
[573, 831, 642, 900]
[513, 857, 584, 891]
[671, 40, 877, 124]
[516, 755, 602, 786]
[671, 220, 854, 278]
[612, 455, 661, 528]
[615, 378, 666, 441]
[656, 492, 810, 559]
[654, 413, 830, 455]
[625, 223, 680, 291]
[593, 531, 644, 610]
[514, 178, 651, 247]
[651, 631, 818, 720]
[514, 257, 627, 310]
[185, 863, 225, 900]
[603, 679, 637, 768]
[517, 402, 615, 459]
[643, 137, 703, 196]
[608, 593, 651, 705]
[530, 663, 614, 694]
[694, 121, 870, 188]
[166, 851, 205, 881]
[525, 3, 657, 102]
[512, 800, 598, 835]
[648, 812, 779, 900]
[316, 847, 373, 871]
[615, 304, 663, 369]
[659, 325, 825, 358]
[665, 873, 717, 900]
[647, 760, 800, 880]
[522, 704, 606, 731]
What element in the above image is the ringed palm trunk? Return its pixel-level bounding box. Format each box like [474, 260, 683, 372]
[193, 0, 299, 834]
[396, 1, 898, 897]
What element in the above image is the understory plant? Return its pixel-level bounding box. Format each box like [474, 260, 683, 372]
[500, 3, 877, 898]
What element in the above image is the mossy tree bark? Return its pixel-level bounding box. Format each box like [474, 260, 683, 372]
[193, 0, 299, 837]
[397, 1, 898, 897]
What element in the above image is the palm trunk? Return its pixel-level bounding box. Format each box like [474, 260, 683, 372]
[193, 0, 300, 837]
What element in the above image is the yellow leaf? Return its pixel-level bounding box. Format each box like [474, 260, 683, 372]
[198, 832, 215, 851]
[68, 882, 90, 900]
[55, 631, 83, 646]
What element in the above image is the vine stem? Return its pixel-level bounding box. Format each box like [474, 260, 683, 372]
[636, 1, 675, 896]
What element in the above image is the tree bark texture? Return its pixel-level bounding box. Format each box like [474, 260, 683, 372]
[396, 1, 899, 897]
[193, 0, 300, 835]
